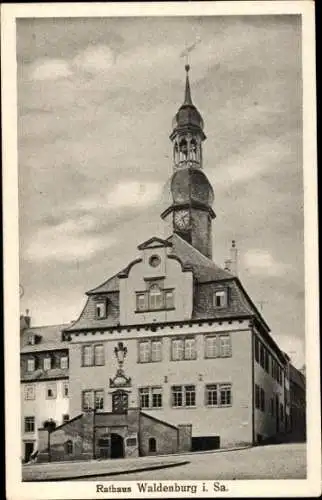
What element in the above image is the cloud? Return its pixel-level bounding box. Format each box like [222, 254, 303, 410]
[106, 181, 162, 208]
[25, 215, 116, 262]
[29, 58, 72, 81]
[243, 249, 288, 277]
[72, 45, 116, 75]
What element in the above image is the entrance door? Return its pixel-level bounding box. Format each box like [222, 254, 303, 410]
[112, 390, 128, 414]
[24, 442, 34, 463]
[110, 433, 124, 458]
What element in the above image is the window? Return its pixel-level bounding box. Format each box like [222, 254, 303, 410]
[96, 302, 107, 319]
[81, 344, 105, 367]
[205, 334, 232, 358]
[219, 384, 232, 406]
[149, 255, 161, 268]
[82, 390, 104, 411]
[27, 358, 35, 372]
[63, 382, 69, 397]
[136, 293, 146, 311]
[94, 345, 105, 366]
[260, 388, 265, 412]
[24, 384, 35, 400]
[205, 384, 232, 407]
[64, 440, 73, 455]
[255, 384, 260, 409]
[43, 357, 52, 371]
[24, 416, 35, 433]
[60, 356, 68, 369]
[260, 344, 265, 368]
[264, 351, 270, 373]
[213, 290, 228, 308]
[254, 337, 259, 362]
[171, 338, 196, 361]
[138, 340, 162, 363]
[139, 387, 163, 409]
[46, 383, 57, 399]
[62, 414, 69, 424]
[171, 385, 196, 408]
[94, 390, 104, 410]
[219, 335, 232, 357]
[27, 334, 35, 345]
[82, 346, 92, 367]
[135, 283, 175, 312]
[149, 437, 157, 452]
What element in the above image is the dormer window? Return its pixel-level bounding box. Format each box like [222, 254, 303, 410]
[213, 289, 228, 308]
[95, 301, 107, 319]
[27, 334, 35, 346]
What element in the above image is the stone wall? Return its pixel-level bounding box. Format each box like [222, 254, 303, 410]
[178, 424, 192, 452]
[139, 412, 178, 456]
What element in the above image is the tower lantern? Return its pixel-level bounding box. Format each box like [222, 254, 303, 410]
[161, 65, 215, 259]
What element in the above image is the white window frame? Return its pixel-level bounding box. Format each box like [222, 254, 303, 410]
[46, 382, 57, 400]
[205, 334, 232, 358]
[93, 344, 105, 366]
[151, 340, 162, 362]
[205, 336, 219, 358]
[24, 384, 35, 400]
[82, 345, 93, 366]
[24, 416, 35, 433]
[171, 385, 196, 408]
[63, 382, 69, 398]
[219, 335, 232, 357]
[60, 356, 68, 369]
[94, 390, 104, 410]
[205, 383, 232, 407]
[27, 358, 35, 372]
[138, 340, 162, 363]
[213, 290, 228, 308]
[82, 390, 94, 410]
[43, 357, 52, 371]
[96, 302, 107, 319]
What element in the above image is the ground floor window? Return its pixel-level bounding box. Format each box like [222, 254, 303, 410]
[139, 386, 162, 409]
[64, 440, 73, 455]
[171, 385, 196, 407]
[24, 416, 35, 433]
[149, 437, 157, 452]
[205, 383, 232, 407]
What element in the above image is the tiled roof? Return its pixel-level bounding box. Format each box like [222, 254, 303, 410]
[168, 233, 235, 282]
[20, 324, 70, 353]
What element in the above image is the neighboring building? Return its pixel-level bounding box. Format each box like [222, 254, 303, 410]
[288, 363, 306, 442]
[20, 315, 70, 462]
[34, 66, 299, 461]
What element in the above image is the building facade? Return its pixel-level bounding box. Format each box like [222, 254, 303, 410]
[32, 66, 301, 461]
[20, 317, 70, 462]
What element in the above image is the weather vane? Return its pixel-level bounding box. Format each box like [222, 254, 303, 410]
[180, 36, 202, 66]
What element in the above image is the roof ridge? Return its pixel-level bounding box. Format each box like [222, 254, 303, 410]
[25, 323, 70, 330]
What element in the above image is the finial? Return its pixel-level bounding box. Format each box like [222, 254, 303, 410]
[183, 64, 193, 105]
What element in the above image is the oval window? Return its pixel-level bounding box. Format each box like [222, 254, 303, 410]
[149, 255, 161, 268]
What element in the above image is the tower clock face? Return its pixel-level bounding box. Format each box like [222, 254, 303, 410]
[174, 210, 190, 230]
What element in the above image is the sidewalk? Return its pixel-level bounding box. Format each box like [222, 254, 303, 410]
[22, 455, 190, 482]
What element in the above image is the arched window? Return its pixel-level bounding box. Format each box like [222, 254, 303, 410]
[149, 437, 157, 453]
[64, 440, 73, 455]
[179, 139, 188, 160]
[190, 139, 197, 160]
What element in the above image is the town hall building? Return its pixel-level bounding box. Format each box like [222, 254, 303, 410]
[32, 65, 295, 462]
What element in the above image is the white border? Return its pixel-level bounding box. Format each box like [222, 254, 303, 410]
[2, 2, 320, 499]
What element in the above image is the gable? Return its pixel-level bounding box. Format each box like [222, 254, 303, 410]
[137, 236, 172, 250]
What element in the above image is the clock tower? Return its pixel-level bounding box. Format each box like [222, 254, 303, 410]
[161, 64, 215, 259]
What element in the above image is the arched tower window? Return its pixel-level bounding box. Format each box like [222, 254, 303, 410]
[149, 437, 157, 453]
[179, 139, 188, 161]
[190, 138, 197, 161]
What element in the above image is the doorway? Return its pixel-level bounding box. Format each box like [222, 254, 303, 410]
[110, 433, 124, 458]
[98, 435, 110, 459]
[24, 442, 34, 463]
[112, 390, 129, 414]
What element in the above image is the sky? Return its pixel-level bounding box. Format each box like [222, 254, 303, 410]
[17, 15, 304, 367]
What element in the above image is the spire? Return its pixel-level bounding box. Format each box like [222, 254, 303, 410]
[183, 64, 193, 105]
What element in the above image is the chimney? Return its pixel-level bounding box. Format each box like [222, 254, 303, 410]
[230, 240, 238, 276]
[25, 309, 31, 328]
